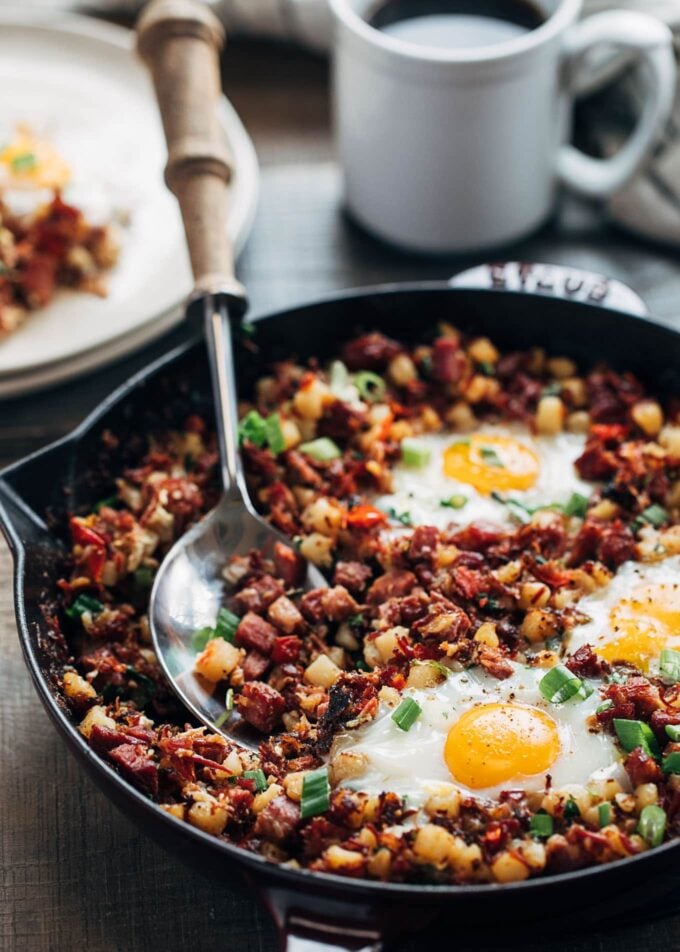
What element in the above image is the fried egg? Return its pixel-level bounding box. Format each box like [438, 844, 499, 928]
[0, 125, 121, 226]
[331, 662, 623, 807]
[567, 556, 680, 674]
[374, 424, 591, 529]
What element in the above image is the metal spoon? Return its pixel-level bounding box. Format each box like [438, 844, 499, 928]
[137, 0, 325, 748]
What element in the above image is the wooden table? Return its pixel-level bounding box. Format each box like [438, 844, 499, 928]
[3, 37, 680, 952]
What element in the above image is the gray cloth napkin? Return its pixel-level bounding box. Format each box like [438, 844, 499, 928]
[33, 0, 680, 247]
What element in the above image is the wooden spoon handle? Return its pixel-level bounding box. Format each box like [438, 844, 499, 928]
[136, 0, 245, 299]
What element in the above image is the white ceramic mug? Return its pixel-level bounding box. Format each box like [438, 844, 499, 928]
[328, 0, 677, 253]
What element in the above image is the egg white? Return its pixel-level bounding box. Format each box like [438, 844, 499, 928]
[374, 424, 591, 530]
[331, 662, 624, 807]
[566, 555, 680, 673]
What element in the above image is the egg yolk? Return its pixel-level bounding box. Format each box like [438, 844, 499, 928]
[443, 435, 540, 495]
[0, 129, 70, 191]
[444, 703, 560, 789]
[598, 583, 680, 671]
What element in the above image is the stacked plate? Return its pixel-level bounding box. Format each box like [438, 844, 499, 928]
[0, 10, 259, 399]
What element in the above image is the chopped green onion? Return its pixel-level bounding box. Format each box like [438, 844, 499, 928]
[529, 812, 553, 838]
[564, 492, 589, 519]
[491, 492, 532, 524]
[11, 151, 36, 171]
[440, 495, 468, 510]
[300, 766, 331, 819]
[387, 507, 413, 527]
[133, 566, 155, 590]
[598, 802, 612, 827]
[660, 648, 680, 683]
[479, 445, 504, 467]
[641, 504, 669, 528]
[401, 438, 431, 468]
[564, 797, 581, 821]
[542, 382, 562, 397]
[666, 725, 680, 742]
[94, 494, 120, 512]
[596, 699, 614, 715]
[66, 593, 104, 620]
[191, 627, 214, 653]
[613, 718, 661, 760]
[608, 671, 628, 685]
[238, 409, 268, 448]
[243, 768, 268, 792]
[299, 437, 342, 461]
[214, 689, 234, 728]
[539, 665, 591, 704]
[638, 804, 666, 847]
[413, 660, 450, 680]
[264, 413, 285, 455]
[348, 613, 364, 628]
[353, 371, 386, 403]
[663, 751, 680, 774]
[392, 697, 422, 732]
[478, 361, 495, 377]
[215, 607, 240, 643]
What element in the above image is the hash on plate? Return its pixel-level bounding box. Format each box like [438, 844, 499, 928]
[53, 323, 680, 884]
[0, 127, 121, 337]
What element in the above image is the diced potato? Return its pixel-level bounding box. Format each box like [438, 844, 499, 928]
[413, 824, 455, 866]
[323, 845, 365, 871]
[566, 410, 589, 434]
[589, 499, 619, 521]
[63, 670, 96, 701]
[252, 783, 283, 813]
[632, 400, 663, 438]
[660, 425, 680, 456]
[518, 582, 550, 610]
[423, 783, 461, 819]
[331, 750, 369, 784]
[635, 783, 658, 811]
[302, 497, 345, 538]
[283, 771, 306, 802]
[535, 395, 564, 435]
[299, 532, 334, 568]
[561, 377, 587, 407]
[388, 353, 417, 387]
[79, 705, 115, 739]
[304, 653, 342, 688]
[445, 401, 476, 432]
[494, 560, 522, 584]
[491, 851, 530, 883]
[367, 848, 392, 880]
[161, 803, 186, 820]
[407, 661, 443, 689]
[194, 638, 243, 683]
[281, 418, 302, 450]
[187, 799, 228, 835]
[374, 627, 406, 664]
[468, 337, 499, 365]
[473, 622, 499, 648]
[520, 609, 559, 643]
[293, 378, 328, 420]
[464, 374, 499, 404]
[547, 356, 577, 379]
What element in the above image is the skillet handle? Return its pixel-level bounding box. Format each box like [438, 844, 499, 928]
[136, 0, 245, 300]
[251, 878, 394, 952]
[450, 262, 649, 317]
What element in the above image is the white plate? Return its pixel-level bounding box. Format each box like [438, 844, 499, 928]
[0, 11, 259, 390]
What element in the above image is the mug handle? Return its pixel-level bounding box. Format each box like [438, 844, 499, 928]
[558, 10, 676, 198]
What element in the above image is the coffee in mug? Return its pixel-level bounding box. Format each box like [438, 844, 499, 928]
[368, 0, 545, 50]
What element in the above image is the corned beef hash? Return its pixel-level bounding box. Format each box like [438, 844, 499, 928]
[55, 324, 680, 884]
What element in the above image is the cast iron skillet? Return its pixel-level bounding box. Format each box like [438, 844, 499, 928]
[3, 262, 680, 950]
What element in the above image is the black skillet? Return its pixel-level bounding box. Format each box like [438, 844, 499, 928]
[3, 257, 680, 949]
